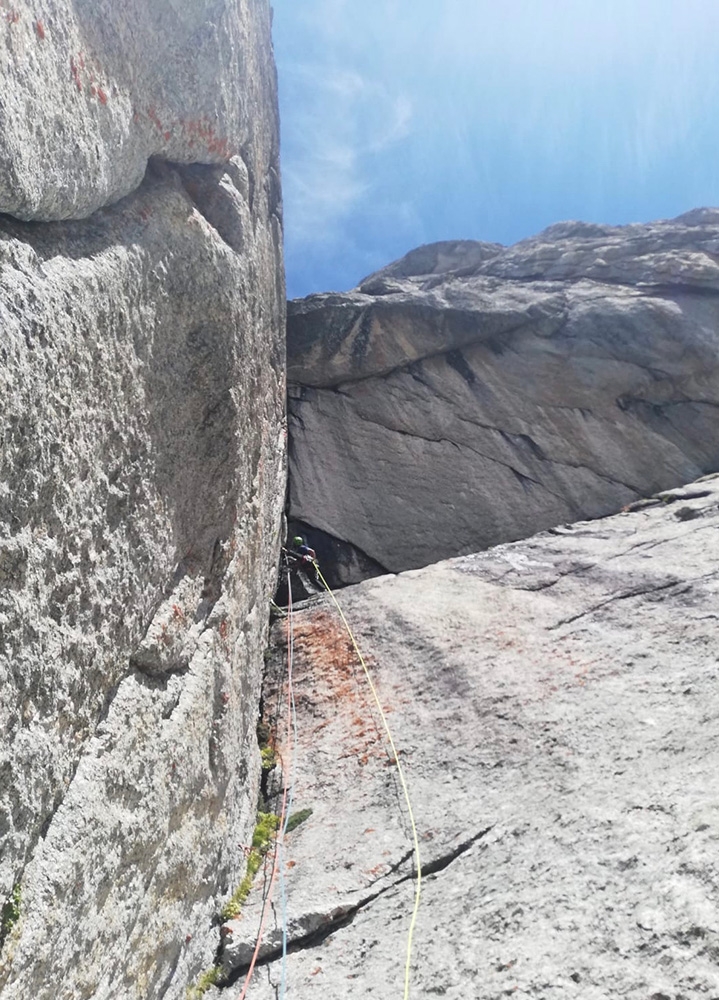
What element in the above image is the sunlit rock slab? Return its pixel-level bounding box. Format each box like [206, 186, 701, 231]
[224, 475, 719, 999]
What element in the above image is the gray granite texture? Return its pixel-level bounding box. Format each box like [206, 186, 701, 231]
[218, 474, 719, 1000]
[0, 2, 285, 997]
[0, 0, 280, 221]
[287, 213, 719, 583]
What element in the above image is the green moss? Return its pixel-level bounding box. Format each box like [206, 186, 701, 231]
[285, 807, 313, 834]
[261, 745, 278, 771]
[252, 811, 280, 848]
[187, 964, 224, 999]
[220, 812, 280, 922]
[1, 883, 21, 944]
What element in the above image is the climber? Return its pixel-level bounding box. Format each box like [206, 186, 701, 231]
[291, 535, 316, 562]
[282, 536, 321, 593]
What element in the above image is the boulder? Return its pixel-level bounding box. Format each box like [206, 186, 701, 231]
[224, 473, 719, 999]
[288, 215, 719, 583]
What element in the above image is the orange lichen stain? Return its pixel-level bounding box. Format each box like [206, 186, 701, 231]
[180, 118, 233, 160]
[292, 611, 364, 701]
[286, 610, 392, 764]
[6, 9, 19, 24]
[35, 18, 45, 38]
[219, 620, 229, 641]
[163, 130, 171, 141]
[147, 106, 163, 131]
[286, 860, 297, 869]
[97, 87, 108, 105]
[70, 56, 82, 92]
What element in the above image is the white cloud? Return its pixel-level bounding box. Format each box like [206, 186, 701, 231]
[276, 4, 414, 253]
[275, 0, 719, 295]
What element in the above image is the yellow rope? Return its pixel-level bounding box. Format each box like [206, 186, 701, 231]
[315, 567, 422, 1000]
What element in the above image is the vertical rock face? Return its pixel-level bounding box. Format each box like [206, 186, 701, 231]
[0, 3, 285, 998]
[287, 218, 719, 583]
[0, 0, 280, 220]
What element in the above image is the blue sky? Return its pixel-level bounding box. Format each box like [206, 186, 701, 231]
[272, 0, 719, 299]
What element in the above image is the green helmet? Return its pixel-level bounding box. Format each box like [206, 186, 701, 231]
[293, 536, 304, 547]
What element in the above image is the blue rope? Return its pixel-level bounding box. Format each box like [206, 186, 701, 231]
[279, 574, 298, 1000]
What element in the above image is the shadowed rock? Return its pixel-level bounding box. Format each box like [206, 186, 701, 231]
[288, 215, 719, 582]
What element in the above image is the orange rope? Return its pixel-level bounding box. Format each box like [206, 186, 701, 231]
[235, 574, 295, 999]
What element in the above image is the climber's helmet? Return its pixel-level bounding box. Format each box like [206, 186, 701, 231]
[292, 536, 304, 548]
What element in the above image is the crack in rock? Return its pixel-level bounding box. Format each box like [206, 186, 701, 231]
[219, 826, 494, 987]
[550, 571, 719, 629]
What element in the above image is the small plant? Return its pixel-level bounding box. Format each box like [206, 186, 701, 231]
[220, 812, 279, 921]
[261, 745, 278, 771]
[285, 808, 313, 834]
[1, 883, 21, 945]
[187, 964, 224, 999]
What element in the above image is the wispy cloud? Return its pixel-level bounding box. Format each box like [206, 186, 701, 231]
[279, 63, 413, 253]
[274, 0, 719, 297]
[274, 2, 414, 266]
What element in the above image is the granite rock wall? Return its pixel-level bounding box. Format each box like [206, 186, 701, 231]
[0, 3, 285, 997]
[222, 475, 719, 1000]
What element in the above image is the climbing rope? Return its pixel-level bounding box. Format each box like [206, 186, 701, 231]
[278, 573, 298, 1000]
[315, 566, 423, 1000]
[235, 566, 297, 1000]
[236, 557, 422, 999]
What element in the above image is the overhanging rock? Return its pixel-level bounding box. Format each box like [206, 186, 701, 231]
[288, 217, 719, 583]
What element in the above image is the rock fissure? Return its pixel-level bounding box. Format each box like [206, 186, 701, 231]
[343, 408, 567, 500]
[343, 404, 643, 501]
[219, 825, 495, 985]
[550, 571, 718, 629]
[291, 311, 565, 390]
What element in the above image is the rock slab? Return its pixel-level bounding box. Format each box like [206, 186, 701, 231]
[224, 474, 719, 999]
[288, 216, 719, 583]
